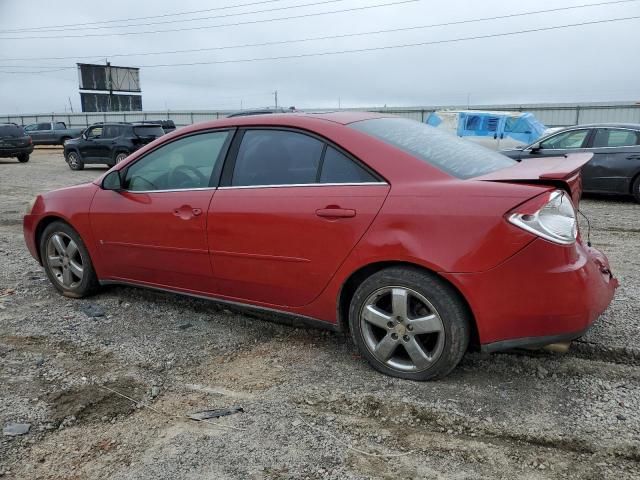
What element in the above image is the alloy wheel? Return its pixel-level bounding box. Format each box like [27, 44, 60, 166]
[46, 232, 84, 289]
[360, 286, 445, 372]
[68, 152, 79, 168]
[115, 153, 127, 164]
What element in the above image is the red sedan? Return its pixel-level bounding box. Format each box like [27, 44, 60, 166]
[23, 112, 618, 380]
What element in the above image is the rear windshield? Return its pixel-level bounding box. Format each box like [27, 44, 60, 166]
[133, 126, 164, 138]
[0, 124, 25, 137]
[350, 117, 515, 179]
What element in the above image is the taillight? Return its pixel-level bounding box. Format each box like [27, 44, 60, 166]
[508, 190, 577, 245]
[28, 137, 32, 145]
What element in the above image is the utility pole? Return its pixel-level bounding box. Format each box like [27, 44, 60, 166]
[274, 90, 278, 108]
[106, 60, 113, 112]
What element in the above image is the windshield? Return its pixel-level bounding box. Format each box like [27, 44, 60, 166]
[350, 117, 515, 179]
[133, 126, 165, 138]
[0, 125, 25, 137]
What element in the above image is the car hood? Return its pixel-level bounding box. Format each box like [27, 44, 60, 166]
[64, 137, 82, 146]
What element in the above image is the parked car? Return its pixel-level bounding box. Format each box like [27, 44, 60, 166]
[426, 110, 551, 150]
[502, 123, 640, 202]
[63, 122, 165, 170]
[23, 122, 84, 145]
[24, 113, 617, 380]
[0, 123, 33, 162]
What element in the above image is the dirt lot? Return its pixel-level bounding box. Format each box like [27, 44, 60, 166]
[1, 149, 639, 479]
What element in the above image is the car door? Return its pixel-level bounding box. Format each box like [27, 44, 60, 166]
[583, 128, 640, 193]
[93, 125, 119, 162]
[207, 128, 390, 307]
[90, 130, 233, 291]
[30, 122, 52, 143]
[520, 128, 592, 160]
[79, 125, 104, 160]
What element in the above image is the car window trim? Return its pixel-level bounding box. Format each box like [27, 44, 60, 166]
[120, 128, 236, 193]
[219, 126, 386, 188]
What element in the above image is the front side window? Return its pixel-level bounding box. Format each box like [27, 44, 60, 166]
[540, 129, 589, 149]
[351, 117, 514, 179]
[86, 126, 103, 139]
[592, 129, 640, 148]
[124, 131, 230, 192]
[36, 123, 51, 131]
[232, 130, 324, 186]
[54, 122, 66, 130]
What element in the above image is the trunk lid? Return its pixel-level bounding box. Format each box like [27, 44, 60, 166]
[475, 153, 592, 204]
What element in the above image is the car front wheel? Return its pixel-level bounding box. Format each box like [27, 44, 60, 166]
[349, 267, 470, 380]
[114, 152, 128, 164]
[66, 151, 84, 170]
[17, 153, 29, 162]
[40, 221, 99, 298]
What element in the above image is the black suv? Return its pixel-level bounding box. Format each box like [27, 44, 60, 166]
[0, 123, 34, 163]
[63, 122, 165, 170]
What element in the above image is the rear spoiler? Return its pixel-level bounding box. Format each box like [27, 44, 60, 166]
[476, 153, 592, 204]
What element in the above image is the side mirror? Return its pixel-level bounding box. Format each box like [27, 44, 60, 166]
[82, 132, 88, 140]
[102, 170, 123, 191]
[529, 142, 542, 153]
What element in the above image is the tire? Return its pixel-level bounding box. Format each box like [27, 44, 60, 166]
[348, 267, 470, 381]
[66, 151, 84, 170]
[632, 175, 640, 204]
[114, 152, 128, 164]
[17, 153, 29, 162]
[40, 221, 99, 298]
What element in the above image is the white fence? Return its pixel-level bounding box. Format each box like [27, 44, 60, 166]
[2, 102, 639, 129]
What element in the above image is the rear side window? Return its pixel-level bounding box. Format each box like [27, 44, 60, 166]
[54, 122, 66, 130]
[350, 118, 514, 179]
[103, 125, 120, 138]
[133, 126, 164, 138]
[320, 146, 377, 183]
[232, 130, 324, 186]
[0, 125, 24, 136]
[592, 129, 640, 148]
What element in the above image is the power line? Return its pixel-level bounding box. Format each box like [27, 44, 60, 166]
[0, 0, 420, 40]
[1, 15, 637, 74]
[0, 0, 287, 32]
[0, 0, 636, 64]
[5, 0, 351, 34]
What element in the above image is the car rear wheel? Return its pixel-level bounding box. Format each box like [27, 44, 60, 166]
[40, 221, 99, 298]
[632, 175, 640, 203]
[17, 153, 29, 162]
[348, 267, 470, 380]
[66, 151, 84, 170]
[115, 152, 128, 164]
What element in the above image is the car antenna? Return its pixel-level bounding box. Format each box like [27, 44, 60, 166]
[577, 209, 592, 247]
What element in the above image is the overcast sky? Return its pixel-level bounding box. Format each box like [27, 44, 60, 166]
[0, 0, 639, 114]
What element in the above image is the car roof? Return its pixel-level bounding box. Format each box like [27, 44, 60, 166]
[175, 112, 391, 135]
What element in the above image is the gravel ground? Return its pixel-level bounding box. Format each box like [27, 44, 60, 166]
[1, 149, 639, 479]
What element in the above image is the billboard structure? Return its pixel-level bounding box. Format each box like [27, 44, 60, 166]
[77, 63, 142, 112]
